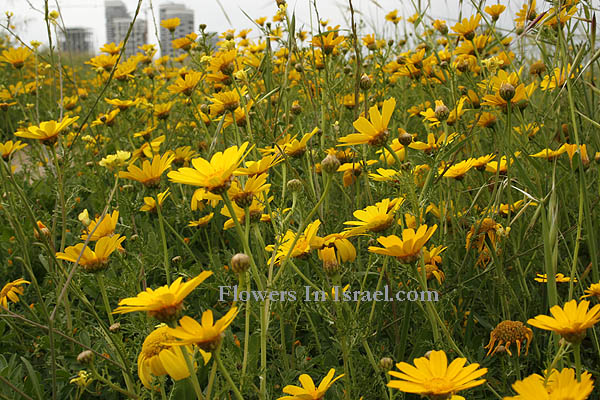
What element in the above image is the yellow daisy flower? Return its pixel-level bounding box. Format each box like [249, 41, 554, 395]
[581, 282, 600, 301]
[338, 98, 396, 147]
[505, 368, 594, 400]
[167, 307, 239, 351]
[235, 154, 283, 177]
[0, 140, 27, 159]
[388, 350, 487, 398]
[160, 18, 180, 32]
[228, 173, 270, 207]
[15, 116, 79, 145]
[119, 153, 175, 187]
[278, 368, 344, 400]
[527, 299, 600, 343]
[140, 189, 171, 212]
[188, 213, 214, 228]
[56, 235, 126, 273]
[438, 158, 475, 180]
[0, 278, 30, 309]
[451, 15, 481, 40]
[368, 224, 438, 263]
[344, 198, 400, 235]
[137, 325, 202, 389]
[113, 271, 212, 322]
[81, 210, 119, 241]
[168, 142, 252, 194]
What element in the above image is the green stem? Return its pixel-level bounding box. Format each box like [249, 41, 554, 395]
[96, 273, 114, 325]
[574, 342, 582, 382]
[181, 346, 204, 400]
[215, 345, 244, 400]
[155, 194, 171, 284]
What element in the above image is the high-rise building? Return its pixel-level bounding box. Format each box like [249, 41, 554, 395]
[59, 27, 93, 54]
[105, 0, 128, 45]
[159, 3, 194, 57]
[105, 0, 148, 57]
[113, 17, 148, 57]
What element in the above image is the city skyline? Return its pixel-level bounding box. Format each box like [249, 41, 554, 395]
[1, 0, 514, 54]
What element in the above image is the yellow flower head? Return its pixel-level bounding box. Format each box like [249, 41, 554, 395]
[113, 271, 212, 322]
[338, 98, 396, 147]
[388, 350, 487, 397]
[506, 368, 594, 400]
[485, 4, 506, 21]
[438, 158, 475, 180]
[119, 153, 175, 187]
[0, 140, 27, 159]
[160, 18, 180, 32]
[451, 14, 481, 40]
[0, 278, 30, 309]
[228, 173, 270, 208]
[140, 189, 171, 212]
[86, 54, 119, 71]
[56, 235, 126, 273]
[369, 224, 438, 263]
[267, 220, 321, 264]
[344, 198, 400, 235]
[485, 320, 533, 357]
[581, 281, 600, 301]
[100, 42, 123, 55]
[278, 368, 344, 400]
[137, 325, 196, 389]
[168, 142, 253, 194]
[81, 210, 119, 241]
[527, 299, 600, 343]
[99, 150, 131, 170]
[0, 47, 31, 69]
[167, 307, 238, 351]
[311, 32, 345, 55]
[15, 116, 79, 145]
[167, 71, 203, 96]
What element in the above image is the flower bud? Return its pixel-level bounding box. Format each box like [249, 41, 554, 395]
[434, 102, 450, 121]
[359, 74, 372, 90]
[109, 322, 121, 333]
[398, 131, 413, 146]
[231, 253, 251, 274]
[34, 221, 50, 240]
[290, 102, 302, 115]
[78, 209, 91, 227]
[499, 83, 515, 101]
[379, 357, 394, 371]
[287, 179, 303, 194]
[77, 350, 94, 365]
[321, 154, 341, 174]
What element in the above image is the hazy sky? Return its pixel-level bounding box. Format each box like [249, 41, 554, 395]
[0, 0, 537, 51]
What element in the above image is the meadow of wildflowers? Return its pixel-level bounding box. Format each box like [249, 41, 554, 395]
[1, 0, 600, 398]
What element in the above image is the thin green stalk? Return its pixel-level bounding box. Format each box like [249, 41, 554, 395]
[574, 342, 582, 382]
[155, 194, 171, 284]
[205, 361, 218, 400]
[181, 346, 204, 400]
[215, 346, 244, 400]
[96, 273, 114, 325]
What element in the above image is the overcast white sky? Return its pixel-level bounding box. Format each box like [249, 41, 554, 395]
[0, 0, 569, 51]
